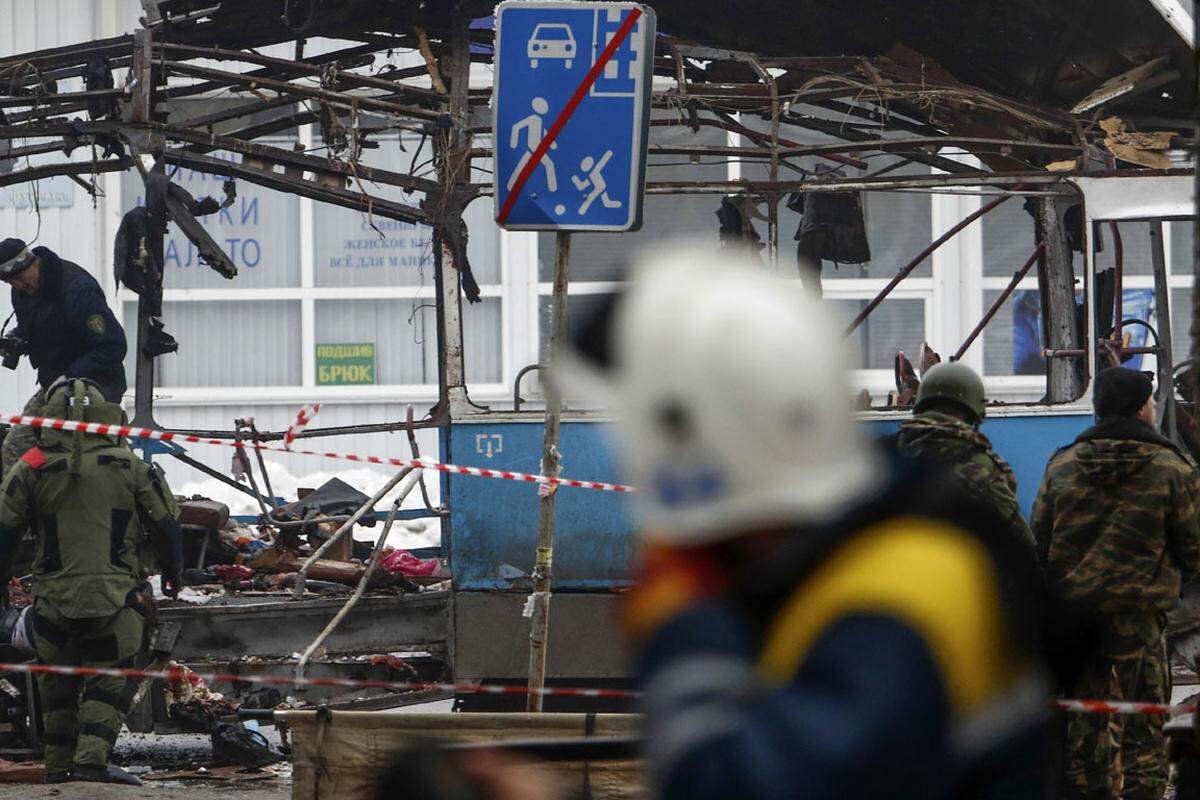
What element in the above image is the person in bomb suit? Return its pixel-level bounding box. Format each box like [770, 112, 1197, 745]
[0, 378, 182, 786]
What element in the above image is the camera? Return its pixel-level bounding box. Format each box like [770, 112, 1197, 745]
[0, 335, 27, 370]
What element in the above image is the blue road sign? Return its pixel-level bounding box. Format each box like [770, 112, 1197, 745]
[493, 1, 655, 232]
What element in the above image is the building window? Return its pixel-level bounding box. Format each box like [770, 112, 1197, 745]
[828, 297, 928, 371]
[119, 132, 506, 396]
[123, 300, 302, 387]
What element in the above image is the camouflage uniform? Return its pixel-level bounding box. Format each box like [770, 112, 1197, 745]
[1031, 416, 1200, 800]
[0, 380, 181, 777]
[1, 386, 47, 480]
[896, 410, 1035, 551]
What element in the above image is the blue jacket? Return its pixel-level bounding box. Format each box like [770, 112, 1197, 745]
[635, 461, 1052, 800]
[11, 247, 127, 401]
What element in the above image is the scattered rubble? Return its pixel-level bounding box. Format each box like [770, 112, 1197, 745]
[1099, 116, 1179, 170]
[0, 758, 44, 783]
[144, 764, 284, 782]
[165, 475, 443, 601]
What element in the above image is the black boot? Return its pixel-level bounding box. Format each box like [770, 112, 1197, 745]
[70, 764, 143, 786]
[44, 770, 71, 784]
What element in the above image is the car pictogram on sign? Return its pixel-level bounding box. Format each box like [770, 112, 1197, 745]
[527, 23, 576, 68]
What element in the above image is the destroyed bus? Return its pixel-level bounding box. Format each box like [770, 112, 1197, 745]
[0, 0, 1194, 748]
[446, 170, 1200, 702]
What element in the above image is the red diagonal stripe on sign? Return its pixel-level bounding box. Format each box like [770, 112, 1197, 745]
[497, 7, 644, 224]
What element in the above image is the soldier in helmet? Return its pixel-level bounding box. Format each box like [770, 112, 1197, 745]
[0, 378, 182, 786]
[573, 251, 1055, 799]
[895, 361, 1034, 551]
[1033, 366, 1200, 799]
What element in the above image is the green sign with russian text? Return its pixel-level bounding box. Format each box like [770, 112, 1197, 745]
[316, 343, 376, 385]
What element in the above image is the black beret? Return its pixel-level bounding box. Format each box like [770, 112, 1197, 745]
[0, 238, 34, 279]
[1094, 366, 1153, 418]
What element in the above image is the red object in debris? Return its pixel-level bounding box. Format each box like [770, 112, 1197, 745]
[380, 550, 439, 577]
[369, 654, 416, 675]
[213, 564, 255, 582]
[7, 578, 31, 608]
[165, 662, 209, 696]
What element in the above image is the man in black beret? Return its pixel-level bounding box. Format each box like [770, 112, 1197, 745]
[1032, 366, 1200, 798]
[0, 238, 127, 477]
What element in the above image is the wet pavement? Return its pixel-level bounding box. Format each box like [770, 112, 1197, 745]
[1, 730, 292, 798]
[4, 781, 290, 799]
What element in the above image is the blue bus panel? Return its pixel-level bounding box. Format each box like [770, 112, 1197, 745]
[446, 411, 1093, 590]
[446, 421, 634, 590]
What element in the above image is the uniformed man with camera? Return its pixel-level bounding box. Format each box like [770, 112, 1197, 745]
[0, 238, 127, 478]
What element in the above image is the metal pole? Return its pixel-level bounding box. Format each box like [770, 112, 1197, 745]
[292, 466, 414, 598]
[762, 63, 780, 270]
[526, 230, 570, 711]
[166, 448, 272, 505]
[1189, 7, 1199, 411]
[1193, 6, 1200, 413]
[1110, 221, 1125, 338]
[952, 244, 1045, 361]
[233, 430, 273, 524]
[1045, 346, 1159, 358]
[295, 469, 424, 682]
[1036, 197, 1084, 402]
[845, 189, 1018, 336]
[434, 9, 473, 414]
[130, 27, 164, 429]
[248, 420, 277, 505]
[1149, 220, 1177, 441]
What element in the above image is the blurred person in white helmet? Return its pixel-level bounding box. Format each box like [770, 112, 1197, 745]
[566, 250, 1059, 800]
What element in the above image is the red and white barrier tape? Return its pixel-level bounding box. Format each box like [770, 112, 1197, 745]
[1052, 698, 1195, 717]
[284, 403, 322, 449]
[3, 412, 636, 494]
[0, 661, 640, 699]
[0, 661, 1191, 713]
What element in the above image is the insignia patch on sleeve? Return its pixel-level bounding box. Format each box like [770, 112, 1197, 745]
[86, 314, 106, 335]
[20, 448, 45, 469]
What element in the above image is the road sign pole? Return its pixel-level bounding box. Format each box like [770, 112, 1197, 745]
[526, 230, 571, 711]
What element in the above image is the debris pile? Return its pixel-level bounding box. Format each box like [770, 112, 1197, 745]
[164, 661, 237, 731]
[169, 476, 446, 604]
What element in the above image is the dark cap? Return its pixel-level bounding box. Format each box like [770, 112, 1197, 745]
[0, 238, 35, 279]
[1094, 366, 1153, 418]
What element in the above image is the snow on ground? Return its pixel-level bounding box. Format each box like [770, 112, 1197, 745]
[177, 461, 442, 548]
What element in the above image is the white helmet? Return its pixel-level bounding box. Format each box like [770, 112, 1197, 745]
[578, 249, 881, 546]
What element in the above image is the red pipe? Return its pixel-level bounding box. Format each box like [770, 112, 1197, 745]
[952, 243, 1045, 361]
[1108, 220, 1124, 338]
[845, 188, 1023, 336]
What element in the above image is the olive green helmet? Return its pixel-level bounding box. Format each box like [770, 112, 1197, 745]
[914, 362, 987, 422]
[40, 377, 119, 423]
[38, 378, 126, 453]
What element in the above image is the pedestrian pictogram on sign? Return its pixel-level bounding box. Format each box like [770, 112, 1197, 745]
[493, 2, 656, 232]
